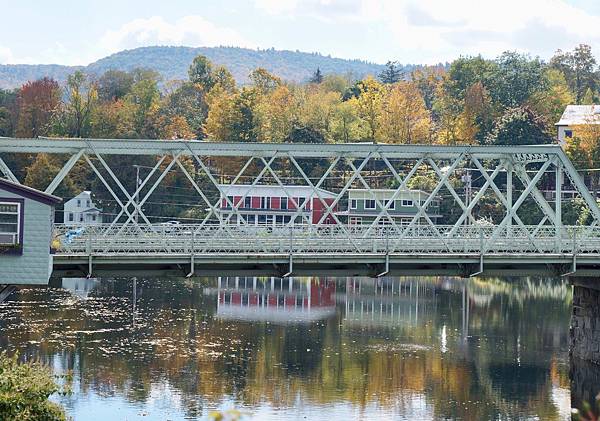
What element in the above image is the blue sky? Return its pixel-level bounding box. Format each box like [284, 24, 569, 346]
[2, 0, 600, 65]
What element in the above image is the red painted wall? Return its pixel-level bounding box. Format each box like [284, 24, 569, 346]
[311, 198, 337, 224]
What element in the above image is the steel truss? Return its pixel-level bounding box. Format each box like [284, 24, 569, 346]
[1, 138, 600, 275]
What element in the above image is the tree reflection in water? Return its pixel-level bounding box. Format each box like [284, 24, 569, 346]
[0, 276, 574, 420]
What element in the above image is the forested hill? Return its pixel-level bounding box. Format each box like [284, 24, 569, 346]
[0, 46, 395, 88]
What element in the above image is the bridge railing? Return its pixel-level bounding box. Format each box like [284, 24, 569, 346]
[52, 223, 599, 256]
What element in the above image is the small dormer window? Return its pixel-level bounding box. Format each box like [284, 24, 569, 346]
[76, 199, 81, 207]
[86, 199, 91, 207]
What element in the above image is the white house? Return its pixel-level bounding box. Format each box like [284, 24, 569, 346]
[555, 105, 600, 145]
[64, 191, 103, 226]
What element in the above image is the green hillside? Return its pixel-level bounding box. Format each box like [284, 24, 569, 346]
[0, 46, 400, 89]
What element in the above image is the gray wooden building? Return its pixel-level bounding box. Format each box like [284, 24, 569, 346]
[0, 178, 61, 285]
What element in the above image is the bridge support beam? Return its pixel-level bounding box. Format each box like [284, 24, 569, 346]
[570, 280, 600, 363]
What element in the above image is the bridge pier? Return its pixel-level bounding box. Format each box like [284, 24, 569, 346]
[571, 280, 600, 363]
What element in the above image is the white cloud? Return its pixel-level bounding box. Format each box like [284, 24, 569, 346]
[100, 15, 256, 54]
[254, 0, 299, 15]
[253, 0, 600, 63]
[0, 46, 15, 64]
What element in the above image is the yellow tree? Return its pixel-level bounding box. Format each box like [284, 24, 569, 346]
[203, 85, 237, 141]
[330, 100, 364, 143]
[350, 76, 384, 141]
[160, 115, 196, 139]
[299, 86, 341, 141]
[567, 114, 600, 196]
[528, 69, 574, 125]
[378, 81, 432, 144]
[254, 85, 298, 142]
[249, 68, 282, 94]
[434, 80, 478, 145]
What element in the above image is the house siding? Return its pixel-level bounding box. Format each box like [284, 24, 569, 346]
[0, 189, 53, 285]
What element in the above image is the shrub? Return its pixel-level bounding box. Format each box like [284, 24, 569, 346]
[0, 352, 69, 421]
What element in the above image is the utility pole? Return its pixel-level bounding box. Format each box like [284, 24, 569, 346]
[133, 165, 141, 225]
[461, 169, 472, 226]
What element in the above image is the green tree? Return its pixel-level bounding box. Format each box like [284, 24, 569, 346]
[446, 56, 495, 101]
[97, 70, 134, 102]
[285, 125, 326, 144]
[126, 77, 160, 138]
[0, 89, 17, 137]
[551, 44, 598, 104]
[163, 81, 208, 138]
[62, 71, 98, 137]
[188, 55, 215, 90]
[378, 61, 403, 84]
[0, 352, 68, 421]
[309, 68, 324, 84]
[487, 52, 546, 108]
[485, 106, 553, 145]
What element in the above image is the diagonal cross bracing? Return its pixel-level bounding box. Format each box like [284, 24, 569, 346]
[4, 138, 600, 261]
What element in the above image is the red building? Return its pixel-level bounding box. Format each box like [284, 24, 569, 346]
[214, 277, 336, 323]
[217, 184, 338, 226]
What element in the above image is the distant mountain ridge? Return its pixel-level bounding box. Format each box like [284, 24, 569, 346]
[0, 46, 404, 89]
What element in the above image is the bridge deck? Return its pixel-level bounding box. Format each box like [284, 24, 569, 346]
[51, 224, 599, 277]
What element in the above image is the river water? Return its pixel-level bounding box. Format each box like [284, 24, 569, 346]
[0, 276, 583, 420]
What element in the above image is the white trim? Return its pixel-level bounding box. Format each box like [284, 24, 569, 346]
[0, 201, 20, 245]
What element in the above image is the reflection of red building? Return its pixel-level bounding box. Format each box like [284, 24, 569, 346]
[217, 185, 338, 226]
[214, 277, 336, 323]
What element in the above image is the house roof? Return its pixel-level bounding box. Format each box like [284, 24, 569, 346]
[0, 178, 62, 205]
[556, 105, 600, 126]
[348, 188, 432, 196]
[218, 184, 337, 199]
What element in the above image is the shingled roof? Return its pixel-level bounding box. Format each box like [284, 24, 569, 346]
[0, 178, 62, 205]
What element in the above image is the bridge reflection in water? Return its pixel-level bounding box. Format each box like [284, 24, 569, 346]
[0, 276, 575, 419]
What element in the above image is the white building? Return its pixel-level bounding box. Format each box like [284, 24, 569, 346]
[556, 105, 600, 145]
[64, 191, 103, 226]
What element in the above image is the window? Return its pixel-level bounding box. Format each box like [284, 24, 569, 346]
[349, 217, 362, 225]
[364, 199, 376, 209]
[294, 197, 306, 209]
[565, 129, 573, 138]
[265, 215, 274, 225]
[68, 213, 74, 222]
[92, 214, 97, 222]
[350, 199, 357, 209]
[79, 214, 84, 222]
[76, 199, 81, 207]
[227, 196, 234, 207]
[244, 197, 252, 208]
[261, 197, 271, 209]
[385, 199, 395, 210]
[86, 199, 91, 207]
[280, 197, 288, 210]
[0, 202, 20, 245]
[401, 199, 414, 207]
[247, 214, 256, 224]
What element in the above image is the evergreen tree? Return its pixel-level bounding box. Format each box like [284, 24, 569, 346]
[309, 68, 324, 84]
[378, 61, 403, 84]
